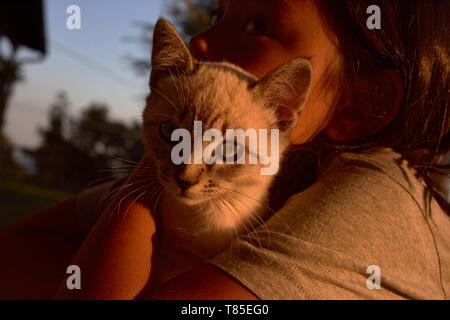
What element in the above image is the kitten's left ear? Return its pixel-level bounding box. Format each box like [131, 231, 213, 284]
[150, 18, 195, 87]
[255, 58, 312, 131]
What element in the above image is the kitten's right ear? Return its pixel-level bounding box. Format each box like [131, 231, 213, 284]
[150, 18, 195, 87]
[254, 57, 312, 131]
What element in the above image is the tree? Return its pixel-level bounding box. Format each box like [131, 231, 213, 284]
[0, 45, 22, 136]
[70, 103, 144, 166]
[46, 91, 70, 139]
[0, 47, 23, 182]
[27, 92, 145, 192]
[0, 134, 25, 182]
[167, 0, 215, 40]
[27, 91, 78, 190]
[126, 0, 215, 77]
[0, 0, 46, 135]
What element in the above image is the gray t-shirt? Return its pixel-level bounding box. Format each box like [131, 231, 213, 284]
[77, 148, 450, 299]
[208, 148, 450, 299]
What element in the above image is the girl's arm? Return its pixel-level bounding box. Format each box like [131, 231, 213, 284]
[55, 155, 159, 299]
[55, 197, 157, 299]
[144, 264, 258, 300]
[54, 196, 257, 300]
[0, 196, 85, 299]
[0, 154, 257, 299]
[55, 155, 257, 300]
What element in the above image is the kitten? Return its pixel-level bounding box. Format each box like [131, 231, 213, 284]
[142, 19, 312, 283]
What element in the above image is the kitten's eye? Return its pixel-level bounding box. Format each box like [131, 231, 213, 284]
[159, 121, 178, 143]
[243, 15, 272, 37]
[218, 140, 244, 163]
[210, 8, 224, 26]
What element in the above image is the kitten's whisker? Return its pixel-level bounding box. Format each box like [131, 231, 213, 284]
[219, 185, 276, 215]
[150, 85, 179, 112]
[229, 193, 266, 235]
[79, 176, 118, 193]
[229, 193, 272, 243]
[220, 198, 246, 246]
[110, 165, 138, 169]
[153, 187, 165, 218]
[207, 198, 220, 229]
[115, 158, 140, 165]
[121, 190, 149, 224]
[169, 70, 184, 106]
[210, 197, 240, 256]
[226, 196, 263, 250]
[115, 180, 163, 224]
[173, 64, 189, 106]
[99, 169, 132, 173]
[101, 177, 156, 208]
[113, 158, 159, 177]
[152, 113, 179, 123]
[108, 186, 146, 225]
[146, 181, 163, 192]
[102, 179, 149, 200]
[220, 196, 257, 248]
[217, 185, 289, 237]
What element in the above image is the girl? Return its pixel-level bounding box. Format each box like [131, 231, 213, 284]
[0, 0, 448, 299]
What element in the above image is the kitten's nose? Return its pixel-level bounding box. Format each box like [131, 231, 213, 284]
[176, 176, 199, 192]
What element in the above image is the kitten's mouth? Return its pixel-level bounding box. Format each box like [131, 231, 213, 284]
[160, 178, 220, 204]
[174, 191, 206, 206]
[163, 184, 202, 203]
[178, 190, 194, 198]
[175, 188, 218, 205]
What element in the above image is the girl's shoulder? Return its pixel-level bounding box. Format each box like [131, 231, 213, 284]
[270, 146, 428, 213]
[210, 147, 450, 299]
[321, 147, 425, 201]
[323, 147, 419, 182]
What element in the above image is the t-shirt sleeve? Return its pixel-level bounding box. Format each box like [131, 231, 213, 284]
[207, 162, 444, 299]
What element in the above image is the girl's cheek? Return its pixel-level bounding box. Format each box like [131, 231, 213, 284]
[225, 39, 281, 76]
[238, 42, 297, 78]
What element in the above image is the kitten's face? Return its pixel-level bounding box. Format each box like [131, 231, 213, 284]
[142, 19, 311, 206]
[143, 64, 284, 205]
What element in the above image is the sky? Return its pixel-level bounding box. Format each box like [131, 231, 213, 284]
[4, 0, 166, 148]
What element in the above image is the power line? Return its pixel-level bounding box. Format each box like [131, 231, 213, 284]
[52, 40, 143, 92]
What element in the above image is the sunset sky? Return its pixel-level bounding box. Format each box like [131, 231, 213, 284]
[5, 0, 165, 147]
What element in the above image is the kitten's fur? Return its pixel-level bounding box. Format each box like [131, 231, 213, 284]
[142, 19, 312, 283]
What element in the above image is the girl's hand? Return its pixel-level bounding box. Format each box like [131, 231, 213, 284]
[55, 154, 160, 299]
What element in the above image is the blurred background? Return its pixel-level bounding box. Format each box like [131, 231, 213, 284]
[0, 0, 214, 229]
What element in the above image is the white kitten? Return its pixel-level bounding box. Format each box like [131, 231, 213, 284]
[142, 19, 312, 283]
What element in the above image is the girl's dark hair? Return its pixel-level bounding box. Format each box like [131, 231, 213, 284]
[306, 0, 449, 212]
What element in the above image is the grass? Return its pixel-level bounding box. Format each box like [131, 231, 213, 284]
[0, 182, 73, 230]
